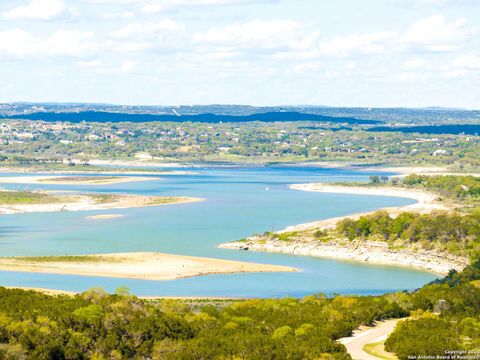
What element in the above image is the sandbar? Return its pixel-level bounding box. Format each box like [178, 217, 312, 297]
[0, 252, 297, 280]
[0, 191, 202, 215]
[0, 175, 159, 185]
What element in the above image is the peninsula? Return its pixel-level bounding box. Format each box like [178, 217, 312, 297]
[220, 178, 473, 275]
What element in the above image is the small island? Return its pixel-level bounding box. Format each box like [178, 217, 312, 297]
[0, 252, 297, 280]
[0, 190, 202, 214]
[0, 175, 159, 186]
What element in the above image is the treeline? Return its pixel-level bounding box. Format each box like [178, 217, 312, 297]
[368, 124, 480, 135]
[0, 287, 406, 360]
[337, 210, 480, 257]
[385, 260, 480, 358]
[6, 111, 380, 125]
[403, 174, 480, 199]
[1, 261, 480, 359]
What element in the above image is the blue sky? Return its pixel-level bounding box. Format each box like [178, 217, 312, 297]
[0, 0, 479, 108]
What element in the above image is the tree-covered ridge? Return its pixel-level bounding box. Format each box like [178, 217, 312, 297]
[0, 287, 405, 360]
[385, 260, 480, 358]
[4, 111, 381, 125]
[368, 124, 480, 135]
[0, 261, 480, 359]
[403, 174, 480, 199]
[337, 211, 480, 259]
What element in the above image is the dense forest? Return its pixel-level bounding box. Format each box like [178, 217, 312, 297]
[0, 260, 479, 359]
[337, 210, 480, 258]
[402, 174, 480, 199]
[331, 174, 480, 257]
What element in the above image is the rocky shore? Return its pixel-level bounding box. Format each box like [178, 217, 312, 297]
[220, 238, 468, 275]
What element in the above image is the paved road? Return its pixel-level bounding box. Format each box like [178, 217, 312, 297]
[338, 318, 402, 360]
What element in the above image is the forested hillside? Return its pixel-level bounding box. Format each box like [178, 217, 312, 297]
[0, 260, 479, 359]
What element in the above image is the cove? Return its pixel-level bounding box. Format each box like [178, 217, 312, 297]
[0, 165, 437, 297]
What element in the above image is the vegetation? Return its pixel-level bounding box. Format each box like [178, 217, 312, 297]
[363, 341, 397, 360]
[0, 287, 404, 360]
[12, 256, 109, 263]
[0, 191, 188, 209]
[0, 260, 478, 359]
[403, 174, 480, 199]
[38, 177, 118, 184]
[337, 210, 480, 258]
[384, 260, 480, 358]
[1, 117, 480, 169]
[146, 197, 189, 206]
[0, 191, 62, 205]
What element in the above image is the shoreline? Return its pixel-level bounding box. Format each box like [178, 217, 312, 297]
[220, 238, 467, 275]
[282, 183, 452, 233]
[0, 252, 297, 281]
[3, 287, 245, 300]
[0, 192, 203, 215]
[0, 167, 196, 176]
[0, 175, 160, 186]
[219, 183, 467, 275]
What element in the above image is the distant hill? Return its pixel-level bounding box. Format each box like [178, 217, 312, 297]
[4, 111, 381, 125]
[368, 124, 480, 135]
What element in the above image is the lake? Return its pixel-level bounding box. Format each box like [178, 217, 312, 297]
[0, 165, 437, 297]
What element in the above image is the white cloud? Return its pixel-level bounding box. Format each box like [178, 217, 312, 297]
[193, 20, 317, 51]
[0, 28, 97, 59]
[389, 0, 479, 7]
[0, 29, 36, 58]
[112, 20, 184, 38]
[76, 59, 103, 68]
[113, 41, 155, 53]
[400, 15, 474, 52]
[141, 0, 273, 14]
[3, 0, 72, 21]
[101, 11, 135, 19]
[120, 60, 136, 72]
[319, 31, 396, 57]
[293, 62, 322, 74]
[110, 20, 186, 54]
[44, 30, 96, 56]
[84, 0, 275, 13]
[402, 59, 428, 69]
[78, 59, 138, 74]
[452, 54, 480, 69]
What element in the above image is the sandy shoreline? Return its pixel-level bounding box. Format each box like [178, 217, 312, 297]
[88, 159, 188, 168]
[3, 287, 245, 300]
[368, 166, 480, 177]
[219, 183, 466, 275]
[0, 192, 203, 215]
[0, 175, 160, 186]
[0, 167, 195, 176]
[282, 183, 451, 233]
[0, 252, 297, 281]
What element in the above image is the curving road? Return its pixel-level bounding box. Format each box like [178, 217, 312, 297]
[338, 318, 402, 360]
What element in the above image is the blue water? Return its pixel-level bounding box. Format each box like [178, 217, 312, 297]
[0, 166, 437, 297]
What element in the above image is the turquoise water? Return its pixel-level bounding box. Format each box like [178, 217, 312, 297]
[0, 166, 437, 297]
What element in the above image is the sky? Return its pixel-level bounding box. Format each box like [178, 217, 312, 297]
[0, 0, 479, 108]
